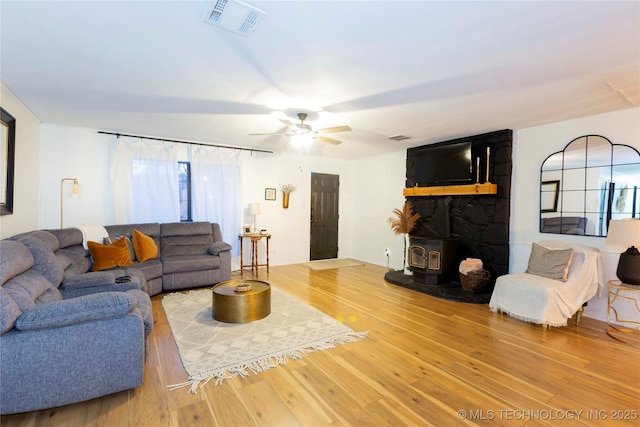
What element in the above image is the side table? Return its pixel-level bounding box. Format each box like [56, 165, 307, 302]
[607, 280, 640, 346]
[239, 233, 271, 275]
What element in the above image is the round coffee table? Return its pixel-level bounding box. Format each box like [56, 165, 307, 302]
[212, 279, 271, 323]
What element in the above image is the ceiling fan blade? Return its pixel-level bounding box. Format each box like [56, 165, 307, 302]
[279, 119, 295, 128]
[317, 125, 352, 133]
[249, 133, 288, 136]
[316, 136, 343, 145]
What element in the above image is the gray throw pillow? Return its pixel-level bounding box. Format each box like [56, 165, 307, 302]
[526, 242, 575, 282]
[104, 235, 136, 261]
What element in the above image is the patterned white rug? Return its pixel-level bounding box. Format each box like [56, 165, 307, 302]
[162, 286, 367, 393]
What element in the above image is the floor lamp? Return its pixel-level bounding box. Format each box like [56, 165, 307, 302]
[60, 177, 79, 228]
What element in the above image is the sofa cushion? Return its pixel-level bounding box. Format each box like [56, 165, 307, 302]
[16, 236, 64, 287]
[47, 228, 84, 249]
[160, 222, 214, 257]
[132, 229, 158, 262]
[3, 270, 63, 311]
[22, 230, 60, 252]
[131, 259, 163, 281]
[0, 241, 34, 285]
[161, 254, 221, 274]
[88, 238, 134, 272]
[0, 287, 22, 334]
[57, 246, 92, 278]
[15, 292, 135, 331]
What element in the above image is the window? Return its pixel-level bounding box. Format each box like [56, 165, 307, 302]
[178, 161, 192, 222]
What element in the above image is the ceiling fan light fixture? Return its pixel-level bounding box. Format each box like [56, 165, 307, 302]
[295, 123, 313, 134]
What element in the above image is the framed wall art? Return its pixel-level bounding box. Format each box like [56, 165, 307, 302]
[265, 187, 276, 201]
[1, 107, 16, 215]
[541, 180, 560, 213]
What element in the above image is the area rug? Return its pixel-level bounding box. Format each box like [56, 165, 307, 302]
[300, 258, 365, 270]
[162, 287, 367, 393]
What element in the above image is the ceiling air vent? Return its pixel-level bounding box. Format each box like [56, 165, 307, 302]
[202, 0, 266, 37]
[388, 135, 412, 141]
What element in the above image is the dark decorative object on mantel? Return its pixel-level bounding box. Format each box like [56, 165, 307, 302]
[0, 107, 16, 216]
[606, 219, 640, 285]
[385, 129, 512, 303]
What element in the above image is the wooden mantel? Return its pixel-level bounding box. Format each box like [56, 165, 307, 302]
[403, 182, 498, 197]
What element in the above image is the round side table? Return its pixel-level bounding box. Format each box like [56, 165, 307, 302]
[212, 279, 271, 323]
[607, 280, 640, 346]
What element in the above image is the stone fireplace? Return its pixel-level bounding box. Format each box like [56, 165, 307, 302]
[389, 129, 513, 301]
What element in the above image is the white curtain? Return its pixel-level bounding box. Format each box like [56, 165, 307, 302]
[189, 144, 242, 256]
[110, 136, 180, 223]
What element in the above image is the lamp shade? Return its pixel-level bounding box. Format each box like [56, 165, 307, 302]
[606, 219, 640, 248]
[606, 219, 640, 285]
[249, 203, 261, 216]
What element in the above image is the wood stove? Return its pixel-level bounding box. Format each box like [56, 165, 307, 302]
[408, 236, 459, 285]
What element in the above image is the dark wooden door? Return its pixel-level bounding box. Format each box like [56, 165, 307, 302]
[310, 173, 339, 260]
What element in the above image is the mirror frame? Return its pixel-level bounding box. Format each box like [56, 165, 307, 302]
[539, 135, 640, 237]
[0, 107, 16, 216]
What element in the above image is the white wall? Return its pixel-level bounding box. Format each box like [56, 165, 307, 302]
[0, 83, 41, 238]
[342, 150, 408, 270]
[39, 125, 114, 229]
[240, 151, 351, 267]
[512, 107, 640, 322]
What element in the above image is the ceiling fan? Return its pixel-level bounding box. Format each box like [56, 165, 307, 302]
[250, 112, 352, 145]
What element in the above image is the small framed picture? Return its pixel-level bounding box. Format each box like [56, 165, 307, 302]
[265, 187, 276, 201]
[243, 225, 251, 234]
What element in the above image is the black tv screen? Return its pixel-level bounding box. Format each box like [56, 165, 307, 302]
[414, 141, 472, 186]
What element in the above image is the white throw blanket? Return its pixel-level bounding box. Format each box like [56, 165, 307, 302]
[75, 224, 109, 249]
[489, 240, 603, 327]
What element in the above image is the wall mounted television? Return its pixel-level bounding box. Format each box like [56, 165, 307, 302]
[414, 141, 473, 186]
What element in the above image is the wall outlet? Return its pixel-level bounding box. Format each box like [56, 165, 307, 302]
[385, 249, 390, 256]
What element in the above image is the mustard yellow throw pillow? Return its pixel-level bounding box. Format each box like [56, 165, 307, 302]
[88, 237, 134, 272]
[132, 229, 158, 262]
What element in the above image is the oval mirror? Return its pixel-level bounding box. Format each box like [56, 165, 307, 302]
[540, 135, 640, 237]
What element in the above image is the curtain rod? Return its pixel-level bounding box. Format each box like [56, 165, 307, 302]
[97, 131, 273, 154]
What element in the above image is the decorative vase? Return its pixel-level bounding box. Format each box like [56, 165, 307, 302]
[404, 233, 412, 275]
[282, 192, 290, 209]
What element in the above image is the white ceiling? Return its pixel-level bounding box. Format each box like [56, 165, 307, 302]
[1, 0, 639, 160]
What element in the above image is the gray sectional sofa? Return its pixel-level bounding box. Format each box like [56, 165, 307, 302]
[0, 221, 232, 414]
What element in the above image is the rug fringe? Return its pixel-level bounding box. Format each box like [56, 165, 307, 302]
[167, 331, 368, 393]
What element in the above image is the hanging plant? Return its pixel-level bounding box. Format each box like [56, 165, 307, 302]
[387, 202, 421, 274]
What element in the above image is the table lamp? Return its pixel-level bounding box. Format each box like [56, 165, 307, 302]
[606, 218, 640, 285]
[249, 203, 261, 234]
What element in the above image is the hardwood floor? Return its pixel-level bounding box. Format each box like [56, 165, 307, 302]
[2, 262, 639, 426]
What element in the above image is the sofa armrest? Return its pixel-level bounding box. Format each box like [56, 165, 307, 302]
[15, 292, 136, 331]
[61, 271, 116, 289]
[60, 271, 142, 298]
[0, 313, 144, 414]
[209, 241, 232, 255]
